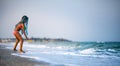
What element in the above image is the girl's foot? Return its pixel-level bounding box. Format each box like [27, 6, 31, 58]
[13, 49, 17, 51]
[19, 50, 25, 53]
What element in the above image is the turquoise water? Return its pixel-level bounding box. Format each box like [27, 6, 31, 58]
[2, 42, 120, 66]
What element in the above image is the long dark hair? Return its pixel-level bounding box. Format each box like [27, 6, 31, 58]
[21, 15, 28, 23]
[15, 15, 29, 35]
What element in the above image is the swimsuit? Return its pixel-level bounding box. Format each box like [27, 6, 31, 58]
[13, 24, 23, 35]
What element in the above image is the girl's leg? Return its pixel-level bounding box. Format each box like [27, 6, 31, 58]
[19, 38, 24, 52]
[14, 32, 24, 53]
[13, 39, 19, 51]
[13, 31, 20, 51]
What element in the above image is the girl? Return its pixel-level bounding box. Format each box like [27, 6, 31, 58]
[13, 15, 29, 53]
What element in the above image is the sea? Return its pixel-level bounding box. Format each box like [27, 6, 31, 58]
[2, 41, 120, 66]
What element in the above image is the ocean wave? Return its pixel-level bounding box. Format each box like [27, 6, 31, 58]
[79, 48, 95, 54]
[4, 42, 120, 58]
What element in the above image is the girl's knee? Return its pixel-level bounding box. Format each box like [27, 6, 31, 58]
[20, 39, 24, 42]
[17, 39, 20, 42]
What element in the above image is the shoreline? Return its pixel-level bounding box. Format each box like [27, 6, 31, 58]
[0, 44, 50, 66]
[1, 42, 120, 66]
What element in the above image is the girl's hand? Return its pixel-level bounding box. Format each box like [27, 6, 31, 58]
[26, 38, 29, 40]
[27, 39, 33, 42]
[27, 38, 32, 40]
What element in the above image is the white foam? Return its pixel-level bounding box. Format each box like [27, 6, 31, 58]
[6, 47, 12, 49]
[108, 49, 116, 52]
[60, 52, 79, 56]
[80, 48, 95, 54]
[24, 44, 50, 49]
[12, 53, 40, 60]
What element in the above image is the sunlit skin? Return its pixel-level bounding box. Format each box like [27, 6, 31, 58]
[13, 16, 29, 53]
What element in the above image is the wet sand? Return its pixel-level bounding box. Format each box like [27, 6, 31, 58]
[0, 44, 50, 66]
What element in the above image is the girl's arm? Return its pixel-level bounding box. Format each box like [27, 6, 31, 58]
[21, 24, 29, 40]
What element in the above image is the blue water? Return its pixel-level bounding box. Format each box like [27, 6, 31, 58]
[3, 41, 120, 66]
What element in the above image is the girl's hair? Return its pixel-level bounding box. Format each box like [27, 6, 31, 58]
[15, 15, 29, 35]
[21, 15, 28, 23]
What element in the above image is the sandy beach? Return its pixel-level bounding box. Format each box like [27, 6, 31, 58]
[0, 44, 50, 66]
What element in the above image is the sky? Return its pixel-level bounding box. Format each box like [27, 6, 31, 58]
[0, 0, 120, 41]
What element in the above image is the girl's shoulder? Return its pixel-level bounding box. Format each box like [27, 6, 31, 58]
[20, 23, 24, 27]
[18, 22, 24, 28]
